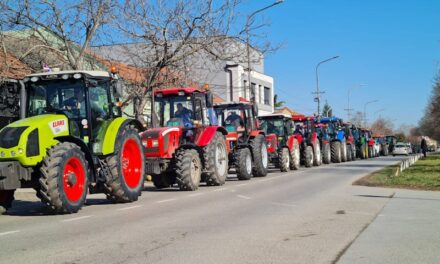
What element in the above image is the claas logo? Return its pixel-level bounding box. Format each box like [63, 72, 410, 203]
[52, 120, 65, 128]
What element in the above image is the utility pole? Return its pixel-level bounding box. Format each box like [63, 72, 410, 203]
[344, 84, 367, 120]
[364, 100, 379, 127]
[246, 0, 283, 103]
[314, 56, 339, 115]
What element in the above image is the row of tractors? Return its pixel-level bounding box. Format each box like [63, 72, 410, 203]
[0, 69, 395, 214]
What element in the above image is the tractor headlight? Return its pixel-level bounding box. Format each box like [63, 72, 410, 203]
[0, 151, 5, 158]
[152, 139, 159, 147]
[11, 151, 16, 157]
[18, 148, 24, 155]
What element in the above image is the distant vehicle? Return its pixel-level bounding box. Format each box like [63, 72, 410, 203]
[406, 143, 413, 154]
[393, 142, 409, 156]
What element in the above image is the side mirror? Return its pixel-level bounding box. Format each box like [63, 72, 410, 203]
[113, 80, 124, 98]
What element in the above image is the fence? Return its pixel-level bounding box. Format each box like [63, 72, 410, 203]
[394, 154, 423, 177]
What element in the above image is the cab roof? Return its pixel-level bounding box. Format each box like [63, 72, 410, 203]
[258, 113, 291, 119]
[26, 70, 111, 78]
[155, 87, 201, 96]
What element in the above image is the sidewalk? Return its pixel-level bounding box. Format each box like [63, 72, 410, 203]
[338, 189, 440, 264]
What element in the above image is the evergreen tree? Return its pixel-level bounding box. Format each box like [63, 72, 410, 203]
[322, 101, 333, 117]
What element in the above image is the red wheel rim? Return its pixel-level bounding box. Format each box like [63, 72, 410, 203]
[122, 138, 143, 189]
[63, 157, 86, 202]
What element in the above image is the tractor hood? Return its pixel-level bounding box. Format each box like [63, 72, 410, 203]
[141, 127, 182, 159]
[0, 114, 70, 166]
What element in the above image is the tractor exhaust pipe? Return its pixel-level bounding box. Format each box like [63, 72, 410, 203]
[19, 80, 26, 119]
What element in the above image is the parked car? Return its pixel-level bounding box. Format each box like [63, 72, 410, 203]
[406, 143, 413, 154]
[393, 142, 409, 156]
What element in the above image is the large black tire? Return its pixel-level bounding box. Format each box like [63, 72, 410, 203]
[304, 146, 314, 168]
[322, 143, 331, 164]
[235, 148, 253, 180]
[351, 144, 357, 161]
[203, 132, 228, 186]
[250, 134, 268, 177]
[360, 143, 367, 159]
[331, 141, 342, 163]
[313, 141, 322, 166]
[152, 174, 175, 189]
[279, 147, 290, 172]
[341, 140, 347, 162]
[0, 190, 15, 214]
[104, 126, 145, 202]
[383, 145, 389, 156]
[175, 149, 201, 191]
[38, 142, 88, 214]
[289, 138, 300, 170]
[346, 144, 352, 161]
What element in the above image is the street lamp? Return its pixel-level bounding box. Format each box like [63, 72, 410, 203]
[374, 108, 386, 119]
[314, 55, 340, 115]
[363, 100, 379, 127]
[345, 84, 367, 120]
[246, 0, 284, 103]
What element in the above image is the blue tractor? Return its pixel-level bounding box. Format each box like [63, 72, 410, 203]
[316, 117, 347, 163]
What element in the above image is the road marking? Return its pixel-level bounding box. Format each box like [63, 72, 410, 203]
[258, 177, 276, 182]
[236, 183, 248, 187]
[213, 188, 227, 192]
[156, 198, 176, 204]
[117, 205, 143, 211]
[0, 230, 20, 237]
[237, 195, 251, 200]
[61, 216, 91, 223]
[270, 202, 297, 207]
[188, 193, 203, 197]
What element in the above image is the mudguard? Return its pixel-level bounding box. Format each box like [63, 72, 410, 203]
[250, 130, 264, 138]
[195, 126, 227, 147]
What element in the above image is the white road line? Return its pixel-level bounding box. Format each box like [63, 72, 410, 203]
[213, 188, 227, 192]
[0, 230, 20, 237]
[188, 193, 204, 197]
[235, 183, 248, 187]
[258, 177, 276, 182]
[61, 216, 91, 223]
[117, 205, 143, 211]
[237, 195, 251, 200]
[156, 198, 176, 204]
[270, 202, 297, 207]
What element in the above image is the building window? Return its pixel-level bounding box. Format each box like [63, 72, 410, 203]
[251, 83, 256, 101]
[264, 86, 271, 105]
[243, 80, 248, 99]
[259, 85, 263, 104]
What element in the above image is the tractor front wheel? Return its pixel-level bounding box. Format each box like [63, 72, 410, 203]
[251, 135, 268, 177]
[289, 139, 300, 170]
[0, 190, 15, 214]
[38, 142, 88, 213]
[322, 143, 331, 164]
[305, 146, 314, 168]
[341, 140, 348, 162]
[175, 149, 202, 191]
[279, 148, 290, 172]
[346, 144, 352, 161]
[203, 132, 228, 186]
[235, 148, 253, 180]
[313, 141, 322, 166]
[331, 141, 342, 163]
[105, 126, 145, 202]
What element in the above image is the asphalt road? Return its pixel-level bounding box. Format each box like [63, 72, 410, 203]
[0, 156, 405, 264]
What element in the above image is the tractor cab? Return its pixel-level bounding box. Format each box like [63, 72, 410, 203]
[214, 102, 260, 145]
[292, 114, 322, 167]
[22, 70, 124, 153]
[258, 113, 294, 148]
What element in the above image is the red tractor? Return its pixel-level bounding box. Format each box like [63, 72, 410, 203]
[292, 115, 322, 167]
[214, 102, 268, 180]
[141, 88, 229, 191]
[342, 122, 357, 161]
[314, 123, 331, 164]
[257, 113, 300, 172]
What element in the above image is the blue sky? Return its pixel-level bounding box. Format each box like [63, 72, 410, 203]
[244, 0, 440, 127]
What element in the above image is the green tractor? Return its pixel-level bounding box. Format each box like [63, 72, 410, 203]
[0, 70, 145, 214]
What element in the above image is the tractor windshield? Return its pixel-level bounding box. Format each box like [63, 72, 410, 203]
[154, 94, 194, 128]
[259, 118, 285, 136]
[27, 78, 87, 119]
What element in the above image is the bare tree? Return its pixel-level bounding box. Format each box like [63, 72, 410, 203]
[349, 111, 364, 127]
[419, 74, 440, 141]
[109, 0, 277, 124]
[370, 117, 394, 135]
[0, 0, 115, 70]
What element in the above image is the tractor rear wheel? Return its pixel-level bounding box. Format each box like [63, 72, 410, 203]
[289, 139, 300, 170]
[279, 148, 290, 172]
[383, 145, 389, 156]
[104, 126, 145, 202]
[351, 145, 357, 160]
[38, 142, 88, 214]
[235, 148, 253, 180]
[368, 146, 373, 158]
[341, 140, 348, 162]
[313, 141, 322, 166]
[346, 144, 352, 161]
[175, 149, 201, 191]
[0, 190, 15, 214]
[360, 144, 367, 159]
[323, 143, 331, 164]
[331, 141, 342, 163]
[251, 135, 268, 177]
[203, 132, 228, 186]
[305, 146, 314, 168]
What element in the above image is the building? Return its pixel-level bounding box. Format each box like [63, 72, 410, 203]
[91, 40, 275, 115]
